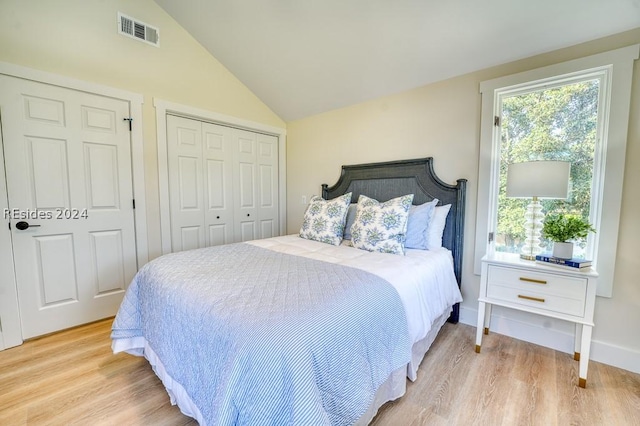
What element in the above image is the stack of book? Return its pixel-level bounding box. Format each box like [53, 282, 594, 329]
[535, 254, 592, 270]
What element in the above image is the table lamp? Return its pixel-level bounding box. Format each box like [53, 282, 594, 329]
[506, 160, 571, 260]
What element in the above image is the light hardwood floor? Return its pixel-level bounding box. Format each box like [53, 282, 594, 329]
[1, 319, 638, 425]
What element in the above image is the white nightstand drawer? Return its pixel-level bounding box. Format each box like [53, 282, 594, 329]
[486, 282, 586, 317]
[487, 264, 587, 300]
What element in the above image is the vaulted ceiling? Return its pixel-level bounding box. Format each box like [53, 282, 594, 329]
[154, 0, 640, 121]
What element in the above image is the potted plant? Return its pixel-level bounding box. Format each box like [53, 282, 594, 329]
[542, 214, 596, 259]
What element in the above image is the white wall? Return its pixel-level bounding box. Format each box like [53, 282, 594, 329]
[286, 28, 640, 374]
[0, 0, 285, 260]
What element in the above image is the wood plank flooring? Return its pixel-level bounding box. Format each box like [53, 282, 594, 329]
[1, 318, 638, 425]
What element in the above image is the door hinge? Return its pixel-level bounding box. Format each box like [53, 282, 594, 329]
[132, 199, 136, 209]
[488, 232, 494, 243]
[123, 117, 133, 131]
[494, 116, 501, 127]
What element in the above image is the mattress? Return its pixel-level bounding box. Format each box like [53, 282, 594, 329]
[249, 235, 463, 354]
[112, 235, 462, 425]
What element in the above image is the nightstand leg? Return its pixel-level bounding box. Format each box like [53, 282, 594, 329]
[574, 323, 583, 361]
[578, 325, 593, 388]
[484, 304, 492, 335]
[475, 301, 487, 353]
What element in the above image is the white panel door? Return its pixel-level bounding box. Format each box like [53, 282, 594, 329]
[0, 75, 138, 339]
[167, 115, 205, 252]
[166, 116, 279, 249]
[233, 129, 258, 242]
[202, 122, 234, 246]
[256, 133, 279, 239]
[0, 115, 21, 349]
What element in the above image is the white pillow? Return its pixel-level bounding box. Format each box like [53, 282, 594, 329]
[426, 204, 451, 250]
[299, 193, 352, 245]
[350, 194, 414, 255]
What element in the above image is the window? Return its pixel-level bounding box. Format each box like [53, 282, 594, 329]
[496, 75, 601, 259]
[475, 45, 638, 297]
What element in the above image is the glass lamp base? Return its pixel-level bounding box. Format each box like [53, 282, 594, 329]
[519, 253, 537, 261]
[521, 198, 544, 261]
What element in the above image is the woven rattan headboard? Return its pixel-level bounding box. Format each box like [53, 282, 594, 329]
[322, 157, 466, 322]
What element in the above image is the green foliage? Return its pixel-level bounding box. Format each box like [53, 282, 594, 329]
[542, 214, 595, 242]
[496, 79, 598, 252]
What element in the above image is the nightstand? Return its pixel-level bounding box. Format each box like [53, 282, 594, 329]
[475, 252, 598, 388]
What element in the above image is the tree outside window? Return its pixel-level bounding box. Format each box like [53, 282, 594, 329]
[495, 79, 599, 258]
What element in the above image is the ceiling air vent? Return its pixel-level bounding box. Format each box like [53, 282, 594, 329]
[118, 12, 159, 47]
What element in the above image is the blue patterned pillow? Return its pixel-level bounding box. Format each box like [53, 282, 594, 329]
[299, 193, 352, 245]
[350, 194, 414, 255]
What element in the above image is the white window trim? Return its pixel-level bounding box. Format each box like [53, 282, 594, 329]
[474, 44, 639, 297]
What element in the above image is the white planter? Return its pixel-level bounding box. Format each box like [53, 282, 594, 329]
[552, 242, 574, 259]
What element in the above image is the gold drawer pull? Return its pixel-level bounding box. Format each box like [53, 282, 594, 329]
[519, 277, 547, 285]
[518, 294, 545, 303]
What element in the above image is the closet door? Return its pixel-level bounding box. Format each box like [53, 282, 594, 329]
[232, 130, 279, 242]
[233, 129, 258, 242]
[167, 115, 205, 252]
[202, 122, 234, 246]
[256, 133, 279, 239]
[167, 115, 279, 249]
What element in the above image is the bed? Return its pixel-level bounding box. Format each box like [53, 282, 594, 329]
[111, 157, 467, 425]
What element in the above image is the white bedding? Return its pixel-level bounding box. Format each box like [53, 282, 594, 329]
[112, 235, 463, 424]
[249, 235, 463, 355]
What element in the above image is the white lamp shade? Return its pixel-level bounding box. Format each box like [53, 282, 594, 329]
[506, 161, 570, 199]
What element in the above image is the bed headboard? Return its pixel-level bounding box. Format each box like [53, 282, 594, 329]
[322, 157, 467, 323]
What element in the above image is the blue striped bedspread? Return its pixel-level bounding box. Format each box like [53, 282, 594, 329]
[111, 242, 411, 425]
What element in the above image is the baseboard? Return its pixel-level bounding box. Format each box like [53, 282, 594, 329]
[459, 306, 640, 375]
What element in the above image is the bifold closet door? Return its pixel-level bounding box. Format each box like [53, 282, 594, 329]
[167, 116, 235, 251]
[202, 122, 234, 246]
[167, 115, 205, 252]
[167, 115, 277, 251]
[255, 133, 279, 239]
[232, 130, 279, 242]
[233, 129, 258, 242]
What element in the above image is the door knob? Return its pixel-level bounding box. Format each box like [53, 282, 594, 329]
[15, 221, 41, 230]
